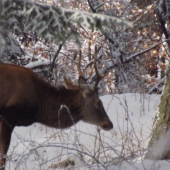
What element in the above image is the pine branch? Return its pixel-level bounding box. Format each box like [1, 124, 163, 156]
[1, 0, 132, 44]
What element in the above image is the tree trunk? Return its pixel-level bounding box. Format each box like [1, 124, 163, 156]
[145, 65, 170, 159]
[145, 0, 170, 160]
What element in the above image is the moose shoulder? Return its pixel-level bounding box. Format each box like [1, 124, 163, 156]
[0, 63, 113, 169]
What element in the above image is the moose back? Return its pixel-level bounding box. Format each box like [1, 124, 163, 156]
[0, 63, 113, 169]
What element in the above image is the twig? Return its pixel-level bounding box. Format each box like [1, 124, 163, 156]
[50, 43, 63, 72]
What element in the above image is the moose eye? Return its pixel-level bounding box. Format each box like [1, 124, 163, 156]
[86, 92, 93, 97]
[96, 100, 102, 107]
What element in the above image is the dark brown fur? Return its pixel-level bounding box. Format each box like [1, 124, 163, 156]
[0, 63, 113, 169]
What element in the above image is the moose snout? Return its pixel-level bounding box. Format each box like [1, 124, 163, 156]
[101, 121, 113, 131]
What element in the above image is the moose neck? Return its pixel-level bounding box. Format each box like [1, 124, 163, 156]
[35, 80, 83, 129]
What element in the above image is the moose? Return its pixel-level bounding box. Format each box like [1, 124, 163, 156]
[0, 51, 113, 169]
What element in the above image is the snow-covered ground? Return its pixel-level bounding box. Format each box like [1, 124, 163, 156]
[5, 93, 170, 170]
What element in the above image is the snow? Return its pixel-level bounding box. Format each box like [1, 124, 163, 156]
[25, 58, 50, 68]
[5, 93, 170, 169]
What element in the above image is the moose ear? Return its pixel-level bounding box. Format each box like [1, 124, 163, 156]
[64, 77, 78, 90]
[78, 76, 87, 88]
[78, 76, 91, 97]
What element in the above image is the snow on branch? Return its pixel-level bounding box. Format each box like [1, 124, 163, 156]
[1, 0, 132, 43]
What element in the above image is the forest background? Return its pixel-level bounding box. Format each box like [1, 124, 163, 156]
[0, 0, 170, 169]
[1, 0, 168, 95]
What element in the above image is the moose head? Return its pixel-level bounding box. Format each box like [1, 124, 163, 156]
[0, 46, 113, 169]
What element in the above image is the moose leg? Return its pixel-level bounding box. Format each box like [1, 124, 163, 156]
[0, 118, 13, 170]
